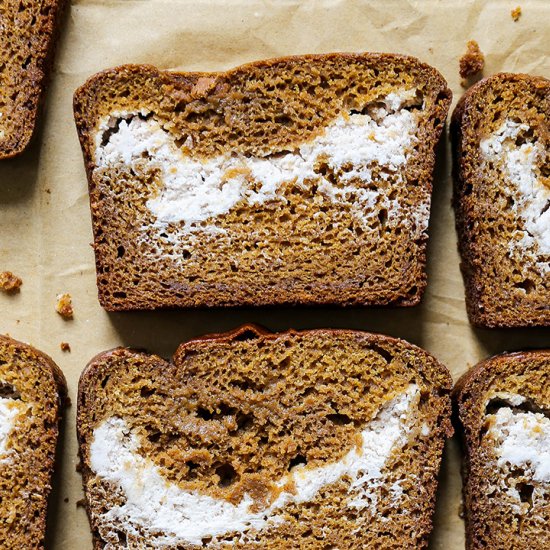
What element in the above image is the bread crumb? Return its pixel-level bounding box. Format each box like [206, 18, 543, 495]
[511, 6, 522, 21]
[55, 293, 74, 319]
[0, 271, 22, 293]
[63, 497, 69, 503]
[76, 498, 86, 508]
[459, 40, 485, 80]
[60, 342, 71, 352]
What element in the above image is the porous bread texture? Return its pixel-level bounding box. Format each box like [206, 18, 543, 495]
[0, 335, 67, 549]
[74, 53, 451, 310]
[0, 0, 66, 159]
[77, 325, 453, 549]
[454, 350, 550, 550]
[452, 72, 550, 327]
[90, 387, 418, 547]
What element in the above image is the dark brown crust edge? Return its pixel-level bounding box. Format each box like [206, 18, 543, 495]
[452, 350, 550, 550]
[73, 53, 451, 311]
[0, 334, 67, 548]
[78, 346, 171, 550]
[451, 72, 550, 328]
[0, 0, 68, 160]
[77, 324, 453, 549]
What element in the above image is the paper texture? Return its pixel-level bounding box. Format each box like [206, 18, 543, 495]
[0, 0, 548, 547]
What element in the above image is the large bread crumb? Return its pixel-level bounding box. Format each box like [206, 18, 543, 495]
[55, 293, 74, 319]
[0, 271, 22, 293]
[459, 40, 485, 79]
[511, 6, 522, 21]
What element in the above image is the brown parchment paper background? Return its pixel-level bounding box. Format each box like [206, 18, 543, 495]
[0, 0, 549, 547]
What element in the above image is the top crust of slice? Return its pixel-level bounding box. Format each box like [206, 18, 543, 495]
[74, 53, 451, 310]
[77, 325, 452, 549]
[0, 335, 67, 548]
[453, 350, 550, 550]
[0, 0, 66, 159]
[452, 72, 550, 328]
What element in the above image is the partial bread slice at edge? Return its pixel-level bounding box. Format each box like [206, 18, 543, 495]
[78, 324, 452, 549]
[0, 0, 67, 159]
[451, 72, 550, 327]
[453, 350, 550, 549]
[0, 335, 67, 548]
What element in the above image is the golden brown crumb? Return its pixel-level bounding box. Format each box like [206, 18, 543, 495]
[60, 342, 71, 352]
[460, 40, 485, 80]
[55, 293, 74, 319]
[511, 6, 522, 21]
[0, 271, 22, 293]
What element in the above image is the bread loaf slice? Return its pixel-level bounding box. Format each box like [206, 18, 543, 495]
[0, 0, 66, 159]
[454, 350, 550, 549]
[0, 335, 67, 547]
[452, 73, 550, 327]
[77, 325, 452, 548]
[73, 53, 451, 310]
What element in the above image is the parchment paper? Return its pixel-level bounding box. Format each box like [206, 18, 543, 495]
[0, 0, 549, 547]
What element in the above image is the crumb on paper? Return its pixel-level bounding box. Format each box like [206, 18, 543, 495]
[76, 498, 86, 508]
[63, 497, 69, 503]
[459, 40, 485, 82]
[0, 271, 22, 293]
[55, 293, 74, 319]
[60, 342, 71, 352]
[511, 6, 522, 21]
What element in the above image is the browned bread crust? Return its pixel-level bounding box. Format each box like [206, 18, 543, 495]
[0, 334, 67, 548]
[453, 350, 550, 549]
[77, 325, 452, 549]
[0, 0, 66, 159]
[74, 53, 451, 310]
[452, 72, 550, 327]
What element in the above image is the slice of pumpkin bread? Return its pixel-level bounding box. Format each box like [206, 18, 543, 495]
[74, 53, 451, 310]
[77, 325, 452, 549]
[0, 335, 67, 548]
[452, 73, 549, 327]
[0, 0, 66, 159]
[454, 350, 550, 549]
